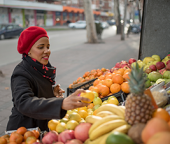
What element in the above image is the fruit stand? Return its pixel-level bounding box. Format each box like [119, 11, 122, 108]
[1, 0, 170, 144]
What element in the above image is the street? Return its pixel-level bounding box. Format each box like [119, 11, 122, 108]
[0, 26, 116, 67]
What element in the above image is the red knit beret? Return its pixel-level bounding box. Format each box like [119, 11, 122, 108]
[17, 26, 49, 54]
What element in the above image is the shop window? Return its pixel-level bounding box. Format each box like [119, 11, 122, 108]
[69, 13, 73, 20]
[63, 12, 67, 21]
[75, 13, 78, 21]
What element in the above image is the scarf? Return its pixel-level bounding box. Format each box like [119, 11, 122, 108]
[22, 54, 56, 85]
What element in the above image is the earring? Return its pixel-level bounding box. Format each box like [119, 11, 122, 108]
[28, 52, 31, 55]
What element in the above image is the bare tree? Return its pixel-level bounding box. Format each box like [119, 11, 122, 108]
[83, 0, 98, 43]
[121, 0, 127, 40]
[114, 0, 121, 34]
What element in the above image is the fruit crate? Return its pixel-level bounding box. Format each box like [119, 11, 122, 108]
[67, 78, 97, 96]
[101, 91, 128, 104]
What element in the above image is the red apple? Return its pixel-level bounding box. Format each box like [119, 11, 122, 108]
[156, 62, 165, 70]
[65, 139, 83, 144]
[167, 54, 170, 56]
[166, 60, 170, 65]
[74, 123, 92, 142]
[58, 130, 75, 143]
[115, 62, 121, 68]
[149, 65, 157, 71]
[129, 58, 136, 64]
[120, 60, 128, 64]
[166, 63, 170, 70]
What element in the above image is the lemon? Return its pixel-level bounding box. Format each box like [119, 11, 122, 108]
[68, 112, 81, 122]
[108, 96, 116, 100]
[48, 119, 59, 131]
[107, 98, 119, 105]
[56, 122, 66, 133]
[78, 110, 88, 119]
[80, 90, 95, 103]
[60, 118, 69, 124]
[66, 120, 79, 130]
[102, 101, 108, 105]
[64, 114, 69, 119]
[72, 109, 78, 113]
[78, 106, 88, 112]
[67, 110, 73, 115]
[93, 91, 99, 97]
[79, 118, 86, 123]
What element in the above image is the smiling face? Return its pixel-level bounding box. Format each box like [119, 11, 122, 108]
[28, 37, 51, 65]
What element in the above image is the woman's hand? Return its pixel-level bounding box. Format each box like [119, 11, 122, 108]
[53, 84, 65, 98]
[62, 89, 90, 110]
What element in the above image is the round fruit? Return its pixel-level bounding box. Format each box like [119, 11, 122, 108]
[66, 120, 79, 130]
[110, 83, 121, 94]
[121, 82, 130, 93]
[80, 90, 95, 103]
[56, 122, 66, 134]
[25, 136, 37, 144]
[107, 98, 119, 105]
[48, 119, 59, 131]
[153, 108, 170, 122]
[78, 110, 88, 119]
[16, 127, 27, 135]
[68, 112, 81, 122]
[106, 131, 134, 144]
[60, 118, 69, 124]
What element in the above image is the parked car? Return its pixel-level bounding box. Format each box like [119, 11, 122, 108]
[107, 19, 116, 26]
[68, 21, 86, 29]
[0, 23, 24, 40]
[131, 24, 141, 34]
[101, 22, 109, 29]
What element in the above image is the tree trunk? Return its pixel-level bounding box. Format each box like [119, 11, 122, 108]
[83, 0, 98, 43]
[121, 0, 127, 40]
[136, 0, 142, 23]
[114, 0, 121, 34]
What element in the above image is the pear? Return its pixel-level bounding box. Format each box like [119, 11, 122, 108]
[137, 60, 145, 68]
[143, 57, 155, 64]
[93, 96, 102, 105]
[152, 55, 161, 62]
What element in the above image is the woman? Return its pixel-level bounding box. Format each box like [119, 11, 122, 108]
[6, 26, 90, 131]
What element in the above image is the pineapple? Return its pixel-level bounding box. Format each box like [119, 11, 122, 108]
[125, 63, 153, 125]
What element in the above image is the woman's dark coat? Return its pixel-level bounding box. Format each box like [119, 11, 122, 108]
[6, 60, 66, 131]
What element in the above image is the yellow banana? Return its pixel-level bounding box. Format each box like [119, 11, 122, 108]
[112, 124, 131, 134]
[119, 106, 126, 113]
[90, 119, 127, 141]
[96, 111, 114, 118]
[85, 115, 102, 124]
[89, 115, 122, 135]
[96, 104, 125, 119]
[85, 132, 112, 144]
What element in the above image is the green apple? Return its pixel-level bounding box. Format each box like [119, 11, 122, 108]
[93, 96, 102, 105]
[152, 55, 161, 62]
[145, 79, 151, 88]
[92, 104, 101, 111]
[131, 62, 137, 68]
[164, 56, 170, 60]
[143, 65, 149, 71]
[147, 61, 154, 66]
[137, 60, 145, 68]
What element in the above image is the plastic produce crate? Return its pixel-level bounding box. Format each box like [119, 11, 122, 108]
[101, 91, 128, 104]
[67, 78, 97, 96]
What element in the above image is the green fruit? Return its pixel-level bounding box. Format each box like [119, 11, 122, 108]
[60, 118, 69, 124]
[147, 61, 154, 66]
[145, 79, 151, 88]
[106, 132, 135, 144]
[56, 122, 66, 133]
[152, 61, 159, 65]
[152, 55, 161, 62]
[131, 62, 137, 68]
[66, 120, 79, 130]
[150, 82, 155, 86]
[93, 96, 102, 105]
[163, 71, 170, 79]
[148, 71, 162, 82]
[164, 56, 170, 60]
[143, 65, 149, 71]
[165, 79, 170, 84]
[92, 104, 101, 111]
[143, 57, 155, 64]
[108, 96, 116, 100]
[93, 91, 99, 97]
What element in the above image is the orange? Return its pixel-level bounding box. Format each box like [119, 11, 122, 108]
[77, 77, 82, 82]
[31, 130, 40, 139]
[99, 80, 105, 85]
[124, 69, 131, 74]
[105, 72, 111, 76]
[101, 68, 106, 72]
[110, 83, 121, 94]
[83, 71, 90, 78]
[103, 79, 113, 88]
[24, 131, 35, 141]
[78, 110, 88, 119]
[112, 74, 124, 84]
[16, 127, 27, 136]
[89, 86, 95, 91]
[123, 72, 130, 81]
[9, 132, 23, 144]
[121, 82, 130, 93]
[105, 74, 113, 80]
[168, 121, 170, 127]
[1, 135, 10, 143]
[141, 118, 170, 143]
[93, 109, 97, 115]
[25, 136, 37, 144]
[90, 86, 99, 93]
[99, 84, 110, 97]
[98, 75, 105, 80]
[0, 137, 7, 144]
[97, 71, 103, 77]
[153, 108, 170, 122]
[8, 142, 18, 144]
[117, 68, 125, 75]
[69, 84, 73, 89]
[93, 79, 100, 86]
[87, 103, 94, 109]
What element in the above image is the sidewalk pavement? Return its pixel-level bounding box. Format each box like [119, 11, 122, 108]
[0, 33, 140, 136]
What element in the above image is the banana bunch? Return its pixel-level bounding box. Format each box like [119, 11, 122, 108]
[85, 104, 130, 144]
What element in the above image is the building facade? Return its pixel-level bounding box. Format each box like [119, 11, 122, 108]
[0, 0, 114, 27]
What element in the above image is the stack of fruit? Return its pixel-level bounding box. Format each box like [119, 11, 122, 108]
[69, 68, 108, 89]
[0, 127, 40, 144]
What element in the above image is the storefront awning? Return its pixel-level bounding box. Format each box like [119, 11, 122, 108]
[63, 6, 84, 13]
[93, 11, 100, 15]
[106, 12, 114, 17]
